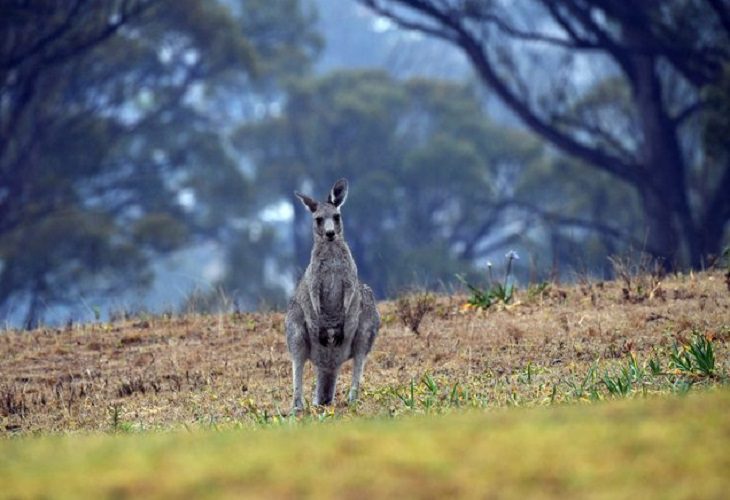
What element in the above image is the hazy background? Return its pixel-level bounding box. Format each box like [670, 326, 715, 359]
[1, 0, 728, 328]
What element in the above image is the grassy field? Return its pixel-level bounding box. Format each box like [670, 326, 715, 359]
[1, 269, 728, 432]
[0, 269, 728, 497]
[1, 389, 729, 498]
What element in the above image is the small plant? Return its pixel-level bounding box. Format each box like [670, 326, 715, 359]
[601, 352, 652, 398]
[527, 282, 550, 300]
[448, 382, 462, 407]
[244, 398, 270, 425]
[671, 330, 715, 378]
[394, 380, 416, 411]
[1, 385, 27, 418]
[518, 361, 536, 384]
[602, 370, 632, 397]
[421, 374, 439, 411]
[108, 404, 133, 433]
[670, 344, 694, 374]
[395, 291, 435, 335]
[608, 252, 665, 302]
[648, 356, 662, 376]
[566, 360, 599, 400]
[458, 250, 520, 310]
[459, 280, 494, 309]
[626, 352, 646, 385]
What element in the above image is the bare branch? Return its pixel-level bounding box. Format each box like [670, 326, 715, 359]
[551, 113, 636, 161]
[0, 0, 86, 70]
[514, 200, 644, 248]
[707, 0, 730, 36]
[359, 0, 456, 42]
[468, 9, 598, 50]
[1, 0, 157, 72]
[672, 100, 706, 127]
[358, 0, 643, 184]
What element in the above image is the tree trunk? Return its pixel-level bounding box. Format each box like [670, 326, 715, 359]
[637, 186, 680, 267]
[698, 160, 730, 261]
[700, 209, 729, 261]
[24, 282, 43, 331]
[625, 27, 701, 268]
[292, 202, 309, 274]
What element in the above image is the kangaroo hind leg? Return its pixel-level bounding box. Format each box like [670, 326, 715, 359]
[314, 368, 339, 406]
[285, 306, 309, 412]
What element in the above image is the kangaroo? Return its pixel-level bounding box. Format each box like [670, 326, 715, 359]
[285, 178, 380, 410]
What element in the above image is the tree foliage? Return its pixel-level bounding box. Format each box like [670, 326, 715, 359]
[0, 0, 319, 326]
[357, 0, 730, 268]
[234, 70, 578, 297]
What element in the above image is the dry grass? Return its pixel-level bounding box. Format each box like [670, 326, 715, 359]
[1, 270, 728, 434]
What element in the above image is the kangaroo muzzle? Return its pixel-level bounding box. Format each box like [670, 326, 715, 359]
[324, 218, 336, 239]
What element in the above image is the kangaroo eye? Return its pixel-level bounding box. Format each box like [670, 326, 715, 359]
[315, 217, 323, 225]
[333, 214, 340, 223]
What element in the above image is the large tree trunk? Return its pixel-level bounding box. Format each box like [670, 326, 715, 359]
[625, 28, 701, 268]
[698, 160, 730, 261]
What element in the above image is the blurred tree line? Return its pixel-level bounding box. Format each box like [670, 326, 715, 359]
[0, 0, 727, 326]
[0, 0, 319, 326]
[358, 0, 730, 269]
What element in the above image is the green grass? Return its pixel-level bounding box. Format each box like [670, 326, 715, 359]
[2, 389, 729, 499]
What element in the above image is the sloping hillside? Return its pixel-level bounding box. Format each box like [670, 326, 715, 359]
[1, 270, 728, 433]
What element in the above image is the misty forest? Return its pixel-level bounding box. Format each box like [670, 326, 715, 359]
[1, 0, 728, 328]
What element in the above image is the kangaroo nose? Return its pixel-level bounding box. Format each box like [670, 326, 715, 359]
[324, 218, 336, 239]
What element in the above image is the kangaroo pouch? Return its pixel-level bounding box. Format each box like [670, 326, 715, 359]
[318, 324, 344, 346]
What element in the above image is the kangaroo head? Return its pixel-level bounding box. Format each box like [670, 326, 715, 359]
[295, 178, 348, 243]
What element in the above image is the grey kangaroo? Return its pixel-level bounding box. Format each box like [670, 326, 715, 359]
[285, 178, 380, 410]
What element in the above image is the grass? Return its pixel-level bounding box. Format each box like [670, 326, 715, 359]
[0, 270, 728, 432]
[0, 269, 728, 497]
[1, 389, 728, 498]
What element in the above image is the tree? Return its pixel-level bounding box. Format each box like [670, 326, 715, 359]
[234, 70, 550, 297]
[357, 0, 730, 268]
[0, 0, 319, 326]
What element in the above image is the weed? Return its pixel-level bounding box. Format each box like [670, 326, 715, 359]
[108, 404, 133, 433]
[648, 356, 662, 376]
[608, 252, 665, 302]
[527, 282, 550, 301]
[602, 371, 632, 397]
[671, 330, 716, 378]
[394, 380, 416, 411]
[1, 385, 27, 418]
[395, 291, 435, 335]
[448, 383, 461, 407]
[566, 360, 599, 400]
[458, 250, 520, 310]
[518, 362, 536, 384]
[688, 333, 716, 377]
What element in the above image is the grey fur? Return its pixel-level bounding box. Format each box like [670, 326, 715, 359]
[286, 178, 380, 410]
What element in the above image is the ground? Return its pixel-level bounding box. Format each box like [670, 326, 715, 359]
[0, 270, 728, 497]
[1, 269, 728, 432]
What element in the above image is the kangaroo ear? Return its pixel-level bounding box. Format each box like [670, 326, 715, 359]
[295, 192, 319, 213]
[327, 178, 348, 208]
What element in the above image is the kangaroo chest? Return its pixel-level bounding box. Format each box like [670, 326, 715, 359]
[315, 254, 354, 326]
